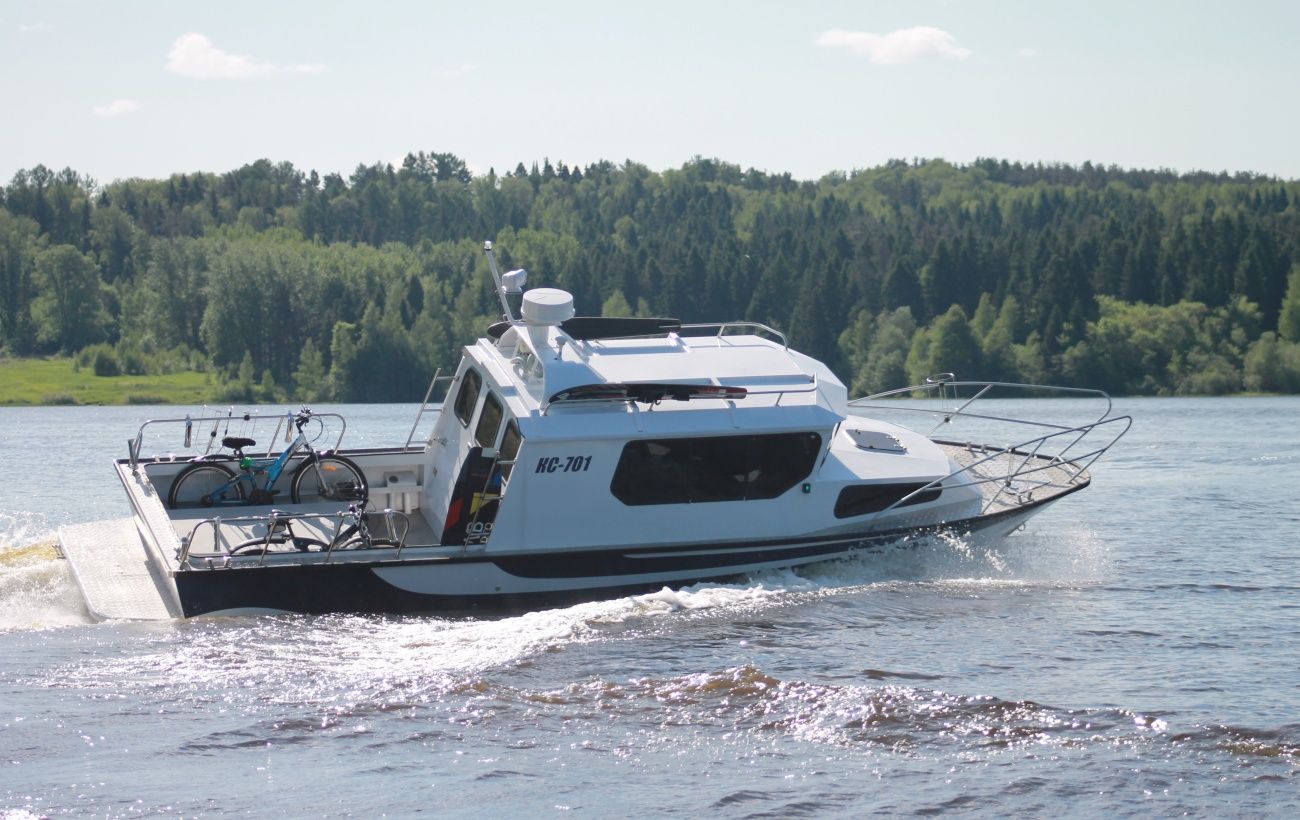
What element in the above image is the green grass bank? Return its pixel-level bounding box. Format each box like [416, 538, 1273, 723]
[0, 357, 215, 406]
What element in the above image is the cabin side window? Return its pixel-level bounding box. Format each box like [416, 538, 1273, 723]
[474, 392, 504, 448]
[833, 483, 943, 518]
[610, 433, 822, 506]
[453, 368, 482, 427]
[498, 420, 523, 483]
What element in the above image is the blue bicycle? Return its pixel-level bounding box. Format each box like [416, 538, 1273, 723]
[166, 407, 367, 509]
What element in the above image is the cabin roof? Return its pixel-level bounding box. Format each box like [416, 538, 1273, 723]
[474, 322, 845, 420]
[577, 334, 813, 387]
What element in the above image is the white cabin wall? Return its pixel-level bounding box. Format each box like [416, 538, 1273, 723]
[485, 435, 844, 551]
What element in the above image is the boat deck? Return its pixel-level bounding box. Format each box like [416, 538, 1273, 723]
[937, 440, 1090, 514]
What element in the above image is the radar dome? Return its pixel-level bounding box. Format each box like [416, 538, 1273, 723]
[521, 288, 575, 326]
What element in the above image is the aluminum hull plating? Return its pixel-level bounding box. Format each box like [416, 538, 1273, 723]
[172, 487, 1076, 617]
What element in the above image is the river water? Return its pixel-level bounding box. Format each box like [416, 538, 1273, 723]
[0, 398, 1297, 817]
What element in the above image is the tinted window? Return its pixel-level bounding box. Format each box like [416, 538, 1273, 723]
[611, 433, 821, 506]
[611, 440, 692, 505]
[687, 437, 747, 502]
[747, 433, 824, 498]
[498, 420, 523, 482]
[833, 483, 943, 518]
[474, 392, 504, 448]
[453, 368, 482, 427]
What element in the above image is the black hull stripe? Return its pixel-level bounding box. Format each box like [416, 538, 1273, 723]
[176, 565, 748, 618]
[171, 488, 1080, 617]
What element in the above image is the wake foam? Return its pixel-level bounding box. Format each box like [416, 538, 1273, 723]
[41, 523, 1111, 712]
[619, 523, 1111, 621]
[0, 512, 92, 630]
[799, 524, 1111, 589]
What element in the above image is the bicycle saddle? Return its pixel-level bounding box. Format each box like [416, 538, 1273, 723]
[223, 436, 257, 451]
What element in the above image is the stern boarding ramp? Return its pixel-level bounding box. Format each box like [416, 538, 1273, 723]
[845, 378, 1131, 525]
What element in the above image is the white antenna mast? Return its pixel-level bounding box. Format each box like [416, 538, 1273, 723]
[483, 240, 527, 322]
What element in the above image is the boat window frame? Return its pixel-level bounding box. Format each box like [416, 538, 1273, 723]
[452, 368, 483, 428]
[497, 419, 523, 484]
[609, 432, 822, 507]
[833, 482, 943, 518]
[474, 390, 505, 448]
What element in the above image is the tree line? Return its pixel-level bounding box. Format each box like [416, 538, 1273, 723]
[2, 153, 1299, 402]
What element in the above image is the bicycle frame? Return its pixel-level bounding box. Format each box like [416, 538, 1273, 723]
[231, 428, 311, 497]
[192, 412, 323, 505]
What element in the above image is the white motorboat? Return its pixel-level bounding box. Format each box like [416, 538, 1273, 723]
[59, 242, 1131, 619]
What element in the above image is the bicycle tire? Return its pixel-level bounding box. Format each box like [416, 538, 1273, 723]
[230, 536, 330, 555]
[336, 537, 401, 551]
[169, 463, 244, 509]
[290, 455, 368, 503]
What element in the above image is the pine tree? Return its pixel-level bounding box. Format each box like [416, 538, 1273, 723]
[1278, 266, 1300, 342]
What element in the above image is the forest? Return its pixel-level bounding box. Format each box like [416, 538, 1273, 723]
[2, 152, 1299, 403]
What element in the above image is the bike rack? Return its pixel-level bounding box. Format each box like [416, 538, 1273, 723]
[177, 506, 413, 569]
[129, 409, 350, 469]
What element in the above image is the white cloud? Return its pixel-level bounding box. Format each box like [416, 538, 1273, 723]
[165, 33, 325, 80]
[92, 99, 142, 117]
[815, 26, 971, 64]
[1018, 47, 1040, 58]
[19, 22, 51, 33]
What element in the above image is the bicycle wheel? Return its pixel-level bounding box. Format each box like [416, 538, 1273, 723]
[230, 536, 329, 555]
[169, 463, 243, 509]
[336, 537, 401, 551]
[290, 455, 368, 503]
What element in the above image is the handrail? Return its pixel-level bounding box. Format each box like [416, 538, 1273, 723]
[322, 506, 412, 563]
[405, 369, 451, 451]
[854, 413, 1133, 528]
[850, 379, 1115, 430]
[177, 506, 412, 568]
[129, 410, 349, 468]
[677, 321, 789, 350]
[843, 378, 1131, 528]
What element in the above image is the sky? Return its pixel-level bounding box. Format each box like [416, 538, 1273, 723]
[2, 0, 1298, 185]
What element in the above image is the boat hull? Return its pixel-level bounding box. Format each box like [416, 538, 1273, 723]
[169, 492, 1070, 617]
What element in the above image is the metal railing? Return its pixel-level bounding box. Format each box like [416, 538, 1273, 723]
[129, 409, 348, 469]
[677, 321, 789, 349]
[852, 376, 1116, 431]
[177, 506, 412, 568]
[844, 378, 1132, 526]
[405, 369, 452, 451]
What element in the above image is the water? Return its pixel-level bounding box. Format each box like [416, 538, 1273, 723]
[1, 398, 1297, 816]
